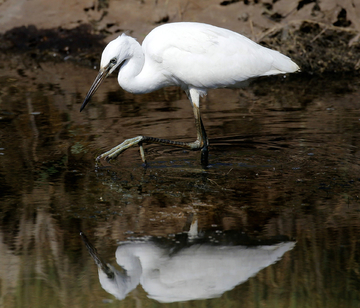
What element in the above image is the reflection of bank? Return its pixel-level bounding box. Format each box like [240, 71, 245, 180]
[81, 227, 295, 303]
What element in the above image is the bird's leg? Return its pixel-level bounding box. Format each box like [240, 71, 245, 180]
[194, 104, 209, 166]
[96, 90, 209, 164]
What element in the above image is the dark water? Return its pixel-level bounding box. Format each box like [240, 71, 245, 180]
[1, 58, 360, 307]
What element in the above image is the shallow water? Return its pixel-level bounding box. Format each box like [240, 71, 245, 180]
[1, 58, 360, 307]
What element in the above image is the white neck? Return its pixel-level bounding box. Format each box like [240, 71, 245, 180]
[117, 37, 171, 94]
[116, 37, 146, 94]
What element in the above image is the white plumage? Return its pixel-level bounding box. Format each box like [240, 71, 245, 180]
[81, 22, 299, 164]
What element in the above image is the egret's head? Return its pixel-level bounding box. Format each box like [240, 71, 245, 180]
[100, 34, 132, 74]
[80, 34, 132, 112]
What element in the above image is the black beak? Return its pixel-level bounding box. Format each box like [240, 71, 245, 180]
[80, 66, 109, 112]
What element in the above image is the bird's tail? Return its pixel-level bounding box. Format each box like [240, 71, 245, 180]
[270, 49, 300, 74]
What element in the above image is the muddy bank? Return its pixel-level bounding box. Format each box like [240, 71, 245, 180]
[0, 24, 106, 66]
[260, 20, 360, 73]
[0, 0, 359, 74]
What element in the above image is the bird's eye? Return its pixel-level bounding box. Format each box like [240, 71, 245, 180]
[110, 58, 117, 65]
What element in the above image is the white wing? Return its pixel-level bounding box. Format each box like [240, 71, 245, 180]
[143, 22, 299, 89]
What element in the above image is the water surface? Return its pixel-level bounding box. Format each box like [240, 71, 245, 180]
[1, 59, 360, 307]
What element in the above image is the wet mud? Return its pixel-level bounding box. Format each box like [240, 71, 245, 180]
[260, 20, 360, 73]
[0, 25, 106, 66]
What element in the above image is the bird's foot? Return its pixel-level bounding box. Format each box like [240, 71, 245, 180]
[96, 135, 209, 165]
[96, 136, 146, 162]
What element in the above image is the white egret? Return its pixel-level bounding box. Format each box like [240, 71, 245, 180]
[81, 22, 299, 164]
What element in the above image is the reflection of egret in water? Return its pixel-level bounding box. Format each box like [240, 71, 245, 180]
[81, 228, 295, 303]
